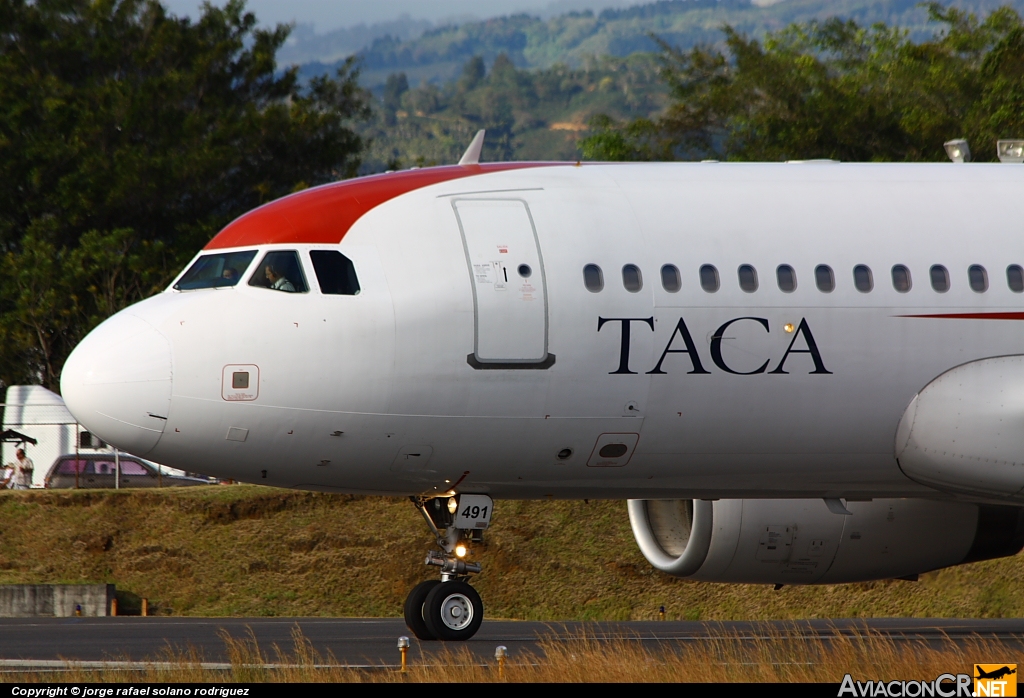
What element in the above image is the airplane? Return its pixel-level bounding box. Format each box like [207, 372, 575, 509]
[976, 667, 1017, 681]
[60, 131, 1024, 641]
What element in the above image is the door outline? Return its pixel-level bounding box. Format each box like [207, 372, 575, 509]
[452, 198, 555, 369]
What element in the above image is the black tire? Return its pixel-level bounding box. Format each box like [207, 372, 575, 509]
[423, 581, 483, 641]
[404, 580, 441, 640]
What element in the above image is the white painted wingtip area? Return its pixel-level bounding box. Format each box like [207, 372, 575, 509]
[896, 356, 1024, 500]
[458, 129, 486, 165]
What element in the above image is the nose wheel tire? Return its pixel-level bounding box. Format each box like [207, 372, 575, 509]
[403, 579, 441, 640]
[423, 581, 483, 641]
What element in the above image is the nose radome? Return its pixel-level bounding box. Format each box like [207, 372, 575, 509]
[61, 311, 172, 458]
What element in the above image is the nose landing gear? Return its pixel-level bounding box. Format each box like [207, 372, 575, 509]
[404, 494, 492, 641]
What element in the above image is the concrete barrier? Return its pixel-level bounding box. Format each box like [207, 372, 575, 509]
[0, 584, 115, 617]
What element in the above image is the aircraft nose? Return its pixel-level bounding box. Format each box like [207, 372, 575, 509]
[61, 311, 172, 457]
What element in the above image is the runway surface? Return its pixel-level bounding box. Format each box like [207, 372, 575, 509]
[1, 618, 1022, 668]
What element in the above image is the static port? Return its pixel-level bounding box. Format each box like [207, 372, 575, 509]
[557, 448, 573, 460]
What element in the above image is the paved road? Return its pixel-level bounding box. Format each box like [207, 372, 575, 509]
[0, 618, 1022, 667]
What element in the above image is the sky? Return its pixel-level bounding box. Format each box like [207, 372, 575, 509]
[160, 0, 649, 33]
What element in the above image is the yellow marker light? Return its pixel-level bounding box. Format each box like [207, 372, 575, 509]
[448, 496, 458, 514]
[784, 323, 795, 333]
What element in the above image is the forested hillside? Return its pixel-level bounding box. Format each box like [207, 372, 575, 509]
[359, 53, 668, 168]
[357, 0, 1024, 167]
[294, 0, 1024, 88]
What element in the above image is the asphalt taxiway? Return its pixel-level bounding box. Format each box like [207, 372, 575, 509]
[0, 618, 1021, 668]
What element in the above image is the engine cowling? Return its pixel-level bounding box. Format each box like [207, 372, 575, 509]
[896, 356, 1024, 501]
[627, 498, 1024, 584]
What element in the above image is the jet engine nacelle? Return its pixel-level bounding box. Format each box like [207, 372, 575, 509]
[896, 356, 1024, 501]
[627, 498, 1024, 584]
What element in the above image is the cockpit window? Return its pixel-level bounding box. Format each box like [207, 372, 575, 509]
[310, 250, 360, 295]
[174, 251, 257, 291]
[248, 251, 308, 293]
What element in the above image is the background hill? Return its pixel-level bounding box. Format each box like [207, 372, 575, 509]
[292, 0, 1024, 88]
[324, 0, 1024, 169]
[0, 487, 1021, 619]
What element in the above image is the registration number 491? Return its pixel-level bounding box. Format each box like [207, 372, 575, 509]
[453, 494, 494, 529]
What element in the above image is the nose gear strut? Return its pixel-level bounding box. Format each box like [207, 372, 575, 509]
[403, 494, 492, 641]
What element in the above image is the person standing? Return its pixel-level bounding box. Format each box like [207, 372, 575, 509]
[0, 462, 13, 489]
[13, 448, 33, 490]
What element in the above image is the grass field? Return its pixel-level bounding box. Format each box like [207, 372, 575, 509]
[3, 627, 1013, 683]
[1, 486, 1023, 620]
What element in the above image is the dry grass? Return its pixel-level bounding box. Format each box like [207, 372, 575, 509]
[2, 486, 1024, 619]
[3, 626, 1018, 683]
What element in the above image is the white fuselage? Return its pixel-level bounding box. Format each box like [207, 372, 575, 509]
[60, 162, 1024, 501]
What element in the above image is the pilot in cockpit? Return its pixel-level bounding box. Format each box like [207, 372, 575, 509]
[264, 264, 296, 292]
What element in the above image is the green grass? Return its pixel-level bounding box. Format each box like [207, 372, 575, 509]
[1, 486, 1022, 619]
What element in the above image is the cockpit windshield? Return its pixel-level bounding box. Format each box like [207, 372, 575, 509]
[248, 251, 309, 293]
[174, 251, 257, 291]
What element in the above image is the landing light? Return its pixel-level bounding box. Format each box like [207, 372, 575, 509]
[448, 496, 458, 514]
[998, 139, 1024, 163]
[455, 544, 468, 558]
[944, 139, 971, 163]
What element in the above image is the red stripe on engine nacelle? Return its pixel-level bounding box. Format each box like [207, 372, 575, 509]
[897, 312, 1024, 320]
[204, 162, 563, 250]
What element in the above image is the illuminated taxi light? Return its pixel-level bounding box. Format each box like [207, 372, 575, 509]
[944, 139, 971, 163]
[448, 497, 458, 514]
[784, 323, 795, 333]
[997, 139, 1024, 163]
[455, 544, 468, 558]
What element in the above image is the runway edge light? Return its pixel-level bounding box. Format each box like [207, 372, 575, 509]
[997, 140, 1024, 163]
[944, 138, 971, 162]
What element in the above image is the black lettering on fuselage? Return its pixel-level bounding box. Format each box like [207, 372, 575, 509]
[710, 317, 770, 375]
[596, 315, 830, 376]
[647, 317, 710, 374]
[597, 316, 654, 374]
[769, 318, 832, 374]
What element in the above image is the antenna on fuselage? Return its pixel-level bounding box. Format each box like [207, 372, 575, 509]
[459, 130, 486, 166]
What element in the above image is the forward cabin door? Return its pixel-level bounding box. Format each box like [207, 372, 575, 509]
[453, 199, 551, 367]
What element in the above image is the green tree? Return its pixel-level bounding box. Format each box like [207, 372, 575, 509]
[459, 56, 487, 92]
[580, 3, 1024, 162]
[382, 72, 409, 125]
[0, 0, 369, 390]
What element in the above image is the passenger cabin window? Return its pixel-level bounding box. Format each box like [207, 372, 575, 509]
[622, 264, 643, 292]
[1008, 265, 1024, 293]
[248, 251, 308, 293]
[738, 264, 758, 293]
[815, 265, 835, 293]
[930, 265, 950, 292]
[583, 264, 604, 292]
[661, 264, 681, 292]
[968, 264, 988, 293]
[853, 265, 873, 293]
[174, 250, 257, 291]
[776, 265, 796, 292]
[310, 250, 360, 295]
[891, 265, 912, 293]
[699, 264, 719, 293]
